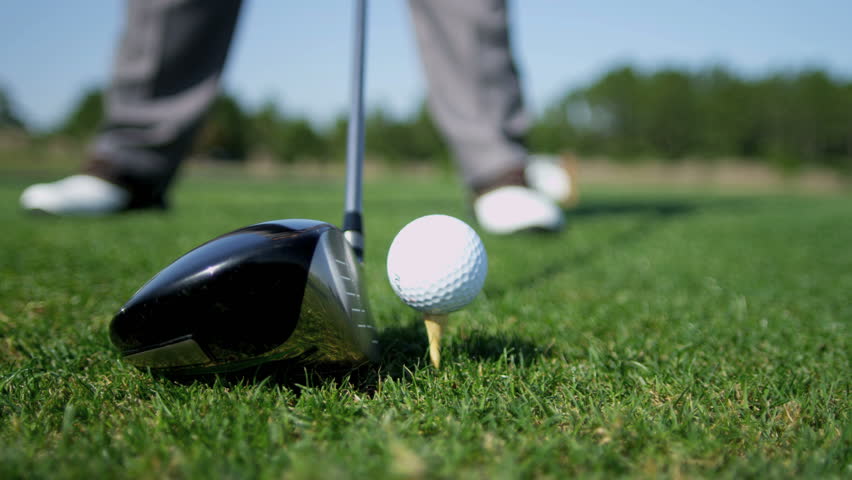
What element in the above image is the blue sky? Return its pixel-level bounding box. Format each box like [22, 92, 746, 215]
[2, 1, 851, 130]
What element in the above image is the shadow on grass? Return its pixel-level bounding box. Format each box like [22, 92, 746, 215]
[456, 329, 555, 362]
[161, 321, 550, 394]
[374, 322, 550, 367]
[569, 195, 757, 220]
[483, 197, 754, 298]
[482, 220, 661, 299]
[569, 199, 698, 218]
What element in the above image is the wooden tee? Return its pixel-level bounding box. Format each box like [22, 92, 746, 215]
[423, 313, 448, 368]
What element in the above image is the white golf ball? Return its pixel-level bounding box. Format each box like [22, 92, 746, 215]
[387, 214, 488, 314]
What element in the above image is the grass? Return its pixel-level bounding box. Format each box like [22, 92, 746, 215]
[0, 167, 849, 478]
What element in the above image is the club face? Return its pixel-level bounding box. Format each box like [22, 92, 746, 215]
[110, 219, 378, 375]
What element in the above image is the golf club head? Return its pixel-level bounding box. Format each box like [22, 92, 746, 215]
[110, 219, 379, 375]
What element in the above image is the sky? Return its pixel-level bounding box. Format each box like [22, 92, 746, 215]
[2, 1, 851, 131]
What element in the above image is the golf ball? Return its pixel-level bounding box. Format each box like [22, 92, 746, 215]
[387, 215, 487, 314]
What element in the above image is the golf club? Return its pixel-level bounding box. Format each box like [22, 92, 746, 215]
[109, 0, 378, 375]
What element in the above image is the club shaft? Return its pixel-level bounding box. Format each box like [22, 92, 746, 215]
[343, 0, 367, 261]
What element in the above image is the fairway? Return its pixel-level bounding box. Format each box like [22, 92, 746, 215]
[0, 172, 849, 478]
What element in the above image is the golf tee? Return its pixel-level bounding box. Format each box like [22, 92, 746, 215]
[423, 313, 448, 368]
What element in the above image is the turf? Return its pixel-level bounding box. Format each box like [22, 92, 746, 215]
[0, 171, 849, 478]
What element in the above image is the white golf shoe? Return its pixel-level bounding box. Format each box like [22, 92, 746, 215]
[525, 154, 579, 207]
[20, 174, 131, 216]
[473, 154, 578, 235]
[474, 185, 564, 235]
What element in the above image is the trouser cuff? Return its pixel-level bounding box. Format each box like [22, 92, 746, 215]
[84, 154, 170, 210]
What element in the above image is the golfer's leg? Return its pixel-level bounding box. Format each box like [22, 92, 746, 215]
[87, 0, 243, 207]
[407, 0, 529, 193]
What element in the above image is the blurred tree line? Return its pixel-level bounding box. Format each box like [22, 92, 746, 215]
[530, 66, 852, 171]
[193, 97, 450, 166]
[0, 87, 27, 131]
[2, 65, 850, 172]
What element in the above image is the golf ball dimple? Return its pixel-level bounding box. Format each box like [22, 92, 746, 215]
[387, 215, 488, 314]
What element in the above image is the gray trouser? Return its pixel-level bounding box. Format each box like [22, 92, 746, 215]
[408, 0, 529, 190]
[89, 0, 528, 202]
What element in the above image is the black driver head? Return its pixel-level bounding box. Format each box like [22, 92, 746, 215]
[109, 219, 379, 375]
